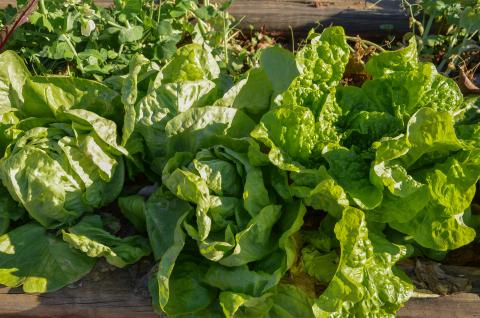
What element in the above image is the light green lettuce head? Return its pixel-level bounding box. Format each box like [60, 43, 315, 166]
[0, 109, 126, 228]
[250, 29, 479, 253]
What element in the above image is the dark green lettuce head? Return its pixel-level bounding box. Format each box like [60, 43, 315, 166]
[161, 141, 290, 260]
[0, 109, 126, 228]
[140, 141, 307, 317]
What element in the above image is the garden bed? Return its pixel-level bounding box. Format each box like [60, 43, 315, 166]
[0, 1, 479, 317]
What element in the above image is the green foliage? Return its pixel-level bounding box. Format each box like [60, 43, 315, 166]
[62, 215, 151, 268]
[0, 17, 478, 318]
[0, 0, 247, 79]
[0, 50, 131, 292]
[404, 0, 480, 73]
[0, 223, 95, 293]
[313, 208, 413, 317]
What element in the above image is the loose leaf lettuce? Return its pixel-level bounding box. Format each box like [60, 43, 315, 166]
[121, 54, 150, 146]
[365, 37, 419, 78]
[219, 284, 315, 318]
[230, 46, 299, 117]
[160, 44, 220, 83]
[370, 108, 479, 250]
[281, 26, 350, 116]
[251, 106, 318, 171]
[144, 141, 308, 317]
[252, 27, 478, 254]
[22, 76, 120, 120]
[290, 167, 349, 218]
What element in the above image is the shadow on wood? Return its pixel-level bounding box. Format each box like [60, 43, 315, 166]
[222, 0, 408, 39]
[398, 293, 480, 318]
[0, 263, 158, 318]
[0, 0, 408, 39]
[1, 264, 480, 318]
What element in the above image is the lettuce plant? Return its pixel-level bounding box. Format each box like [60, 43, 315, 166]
[252, 30, 480, 252]
[143, 143, 307, 316]
[0, 23, 479, 318]
[124, 26, 480, 317]
[0, 52, 126, 228]
[0, 51, 150, 293]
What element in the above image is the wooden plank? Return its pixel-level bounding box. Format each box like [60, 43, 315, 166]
[1, 266, 480, 318]
[0, 266, 158, 318]
[0, 0, 408, 38]
[398, 294, 480, 318]
[225, 0, 408, 37]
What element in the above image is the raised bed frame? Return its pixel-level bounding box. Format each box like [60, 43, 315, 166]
[1, 266, 480, 318]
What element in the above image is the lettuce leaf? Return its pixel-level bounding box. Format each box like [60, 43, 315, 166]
[251, 106, 318, 171]
[282, 26, 350, 116]
[313, 207, 413, 318]
[0, 51, 30, 109]
[0, 223, 95, 293]
[62, 215, 151, 268]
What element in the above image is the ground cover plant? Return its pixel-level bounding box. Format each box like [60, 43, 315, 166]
[0, 1, 479, 318]
[0, 0, 252, 79]
[402, 0, 480, 72]
[400, 0, 480, 94]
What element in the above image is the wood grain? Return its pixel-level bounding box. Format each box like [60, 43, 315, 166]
[398, 294, 480, 318]
[1, 266, 480, 318]
[225, 0, 408, 37]
[0, 0, 408, 38]
[0, 267, 157, 318]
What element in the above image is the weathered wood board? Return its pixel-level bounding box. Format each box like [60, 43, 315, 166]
[224, 0, 408, 37]
[398, 293, 480, 318]
[1, 266, 480, 318]
[0, 267, 155, 318]
[0, 0, 408, 38]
